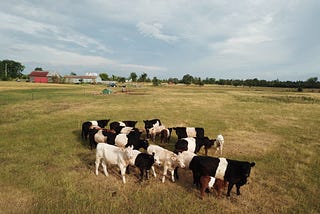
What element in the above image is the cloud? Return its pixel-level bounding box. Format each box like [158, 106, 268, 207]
[1, 0, 319, 80]
[0, 11, 112, 53]
[137, 22, 178, 43]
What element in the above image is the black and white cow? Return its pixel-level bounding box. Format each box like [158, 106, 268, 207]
[174, 137, 215, 155]
[189, 156, 255, 196]
[88, 127, 116, 149]
[128, 150, 160, 181]
[109, 120, 138, 130]
[106, 131, 149, 151]
[81, 119, 110, 140]
[143, 119, 162, 138]
[173, 127, 205, 139]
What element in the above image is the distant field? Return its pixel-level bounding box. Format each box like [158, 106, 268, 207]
[0, 81, 319, 213]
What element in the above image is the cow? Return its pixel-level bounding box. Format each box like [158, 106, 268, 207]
[174, 150, 197, 180]
[147, 144, 185, 183]
[200, 176, 227, 199]
[160, 128, 172, 143]
[173, 127, 205, 139]
[109, 120, 138, 130]
[95, 144, 135, 184]
[189, 156, 255, 196]
[174, 137, 215, 155]
[128, 150, 160, 181]
[143, 119, 161, 138]
[149, 125, 166, 142]
[106, 131, 149, 151]
[81, 119, 110, 140]
[114, 126, 136, 134]
[214, 134, 224, 155]
[88, 126, 116, 149]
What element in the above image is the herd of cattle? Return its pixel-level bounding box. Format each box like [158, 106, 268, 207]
[81, 118, 255, 199]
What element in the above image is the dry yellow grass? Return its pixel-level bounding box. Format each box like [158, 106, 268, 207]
[1, 81, 320, 213]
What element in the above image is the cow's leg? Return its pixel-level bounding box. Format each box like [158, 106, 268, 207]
[146, 169, 150, 180]
[192, 171, 197, 186]
[236, 183, 241, 195]
[95, 158, 100, 175]
[120, 165, 126, 184]
[227, 182, 234, 197]
[139, 168, 144, 181]
[174, 167, 179, 180]
[220, 145, 223, 156]
[126, 165, 130, 174]
[151, 166, 157, 178]
[162, 166, 168, 183]
[200, 182, 208, 199]
[101, 160, 108, 176]
[170, 169, 175, 182]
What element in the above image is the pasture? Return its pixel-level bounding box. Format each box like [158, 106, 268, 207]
[0, 81, 319, 213]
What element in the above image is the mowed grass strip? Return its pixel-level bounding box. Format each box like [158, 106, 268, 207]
[0, 81, 319, 213]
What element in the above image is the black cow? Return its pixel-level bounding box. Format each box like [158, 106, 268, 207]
[189, 156, 255, 196]
[134, 152, 156, 181]
[109, 120, 138, 130]
[143, 119, 162, 138]
[173, 127, 205, 139]
[81, 119, 110, 140]
[174, 137, 215, 155]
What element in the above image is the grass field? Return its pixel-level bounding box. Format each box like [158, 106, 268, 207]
[0, 81, 319, 213]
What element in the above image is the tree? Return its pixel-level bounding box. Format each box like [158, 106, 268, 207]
[118, 77, 126, 83]
[138, 72, 148, 82]
[129, 72, 138, 82]
[0, 59, 25, 80]
[70, 72, 77, 76]
[152, 77, 160, 86]
[34, 67, 43, 71]
[168, 77, 179, 84]
[99, 73, 109, 80]
[181, 74, 193, 85]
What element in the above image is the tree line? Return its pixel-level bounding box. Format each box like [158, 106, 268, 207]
[1, 59, 319, 89]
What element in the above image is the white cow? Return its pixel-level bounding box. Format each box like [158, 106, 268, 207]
[214, 134, 224, 155]
[95, 144, 134, 184]
[147, 145, 185, 183]
[174, 151, 197, 180]
[149, 125, 166, 142]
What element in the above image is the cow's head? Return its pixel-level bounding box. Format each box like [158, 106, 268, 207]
[238, 162, 255, 186]
[204, 137, 215, 149]
[124, 145, 134, 160]
[172, 154, 185, 168]
[152, 152, 161, 166]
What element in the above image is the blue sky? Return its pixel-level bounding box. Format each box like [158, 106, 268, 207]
[1, 0, 319, 81]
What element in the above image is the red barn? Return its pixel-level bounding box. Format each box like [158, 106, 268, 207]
[29, 71, 49, 83]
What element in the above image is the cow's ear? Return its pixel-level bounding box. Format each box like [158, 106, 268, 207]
[250, 162, 256, 167]
[152, 152, 155, 157]
[171, 156, 177, 161]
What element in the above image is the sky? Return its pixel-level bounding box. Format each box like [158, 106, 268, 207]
[0, 0, 319, 81]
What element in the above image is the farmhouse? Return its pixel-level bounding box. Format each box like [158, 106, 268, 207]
[64, 73, 102, 84]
